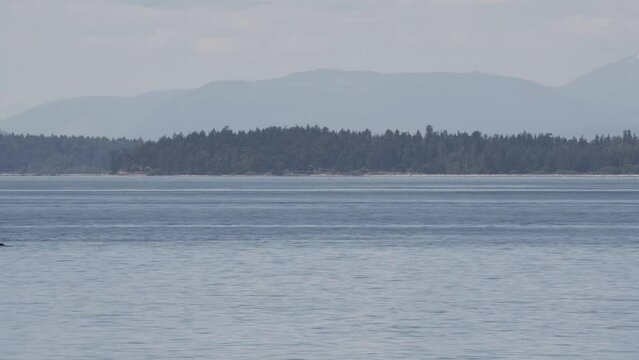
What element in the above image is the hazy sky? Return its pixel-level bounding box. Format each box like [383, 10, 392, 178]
[1, 0, 638, 118]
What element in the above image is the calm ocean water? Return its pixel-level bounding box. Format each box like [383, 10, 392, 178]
[1, 175, 638, 359]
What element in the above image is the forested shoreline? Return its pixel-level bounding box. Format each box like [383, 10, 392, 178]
[112, 126, 639, 175]
[0, 134, 139, 174]
[2, 126, 639, 175]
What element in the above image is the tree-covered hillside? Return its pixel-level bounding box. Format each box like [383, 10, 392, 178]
[0, 133, 140, 174]
[111, 126, 639, 175]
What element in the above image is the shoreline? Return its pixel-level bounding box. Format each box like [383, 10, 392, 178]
[3, 173, 639, 177]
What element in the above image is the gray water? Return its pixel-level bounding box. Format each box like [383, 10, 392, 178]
[1, 175, 638, 359]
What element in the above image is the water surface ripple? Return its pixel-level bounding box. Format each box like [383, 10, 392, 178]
[1, 175, 638, 359]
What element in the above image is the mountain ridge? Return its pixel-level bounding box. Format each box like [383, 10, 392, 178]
[2, 57, 637, 139]
[559, 54, 639, 113]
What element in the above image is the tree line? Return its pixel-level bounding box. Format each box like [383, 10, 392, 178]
[110, 126, 639, 175]
[0, 133, 139, 174]
[3, 127, 639, 175]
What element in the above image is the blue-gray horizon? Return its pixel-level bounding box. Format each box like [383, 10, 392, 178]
[2, 0, 639, 119]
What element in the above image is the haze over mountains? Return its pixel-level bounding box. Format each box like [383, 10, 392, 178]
[2, 55, 638, 139]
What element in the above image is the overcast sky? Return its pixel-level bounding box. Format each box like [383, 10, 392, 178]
[1, 0, 638, 118]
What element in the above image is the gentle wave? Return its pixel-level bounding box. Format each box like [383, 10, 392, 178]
[1, 188, 639, 192]
[3, 224, 639, 230]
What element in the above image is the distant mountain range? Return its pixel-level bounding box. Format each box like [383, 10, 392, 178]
[2, 55, 638, 139]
